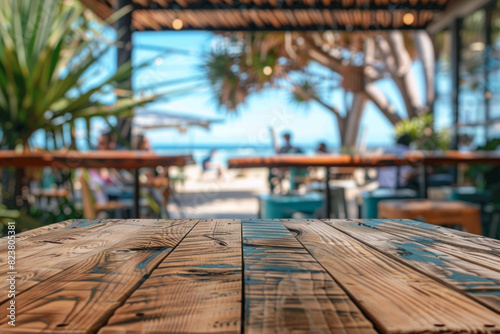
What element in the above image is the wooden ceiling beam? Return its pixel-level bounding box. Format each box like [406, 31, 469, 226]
[132, 1, 446, 11]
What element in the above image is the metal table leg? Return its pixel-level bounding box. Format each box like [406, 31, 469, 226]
[134, 169, 140, 218]
[418, 164, 428, 199]
[325, 167, 331, 218]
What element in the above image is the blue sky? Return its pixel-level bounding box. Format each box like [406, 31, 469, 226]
[131, 31, 430, 150]
[51, 30, 430, 151]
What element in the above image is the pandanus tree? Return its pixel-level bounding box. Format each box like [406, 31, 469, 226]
[0, 0, 165, 212]
[203, 30, 435, 149]
[0, 0, 163, 151]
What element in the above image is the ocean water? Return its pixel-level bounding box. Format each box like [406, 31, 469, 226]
[154, 143, 389, 167]
[154, 144, 317, 167]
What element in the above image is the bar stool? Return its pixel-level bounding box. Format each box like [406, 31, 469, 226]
[378, 199, 482, 235]
[258, 192, 324, 219]
[361, 188, 419, 219]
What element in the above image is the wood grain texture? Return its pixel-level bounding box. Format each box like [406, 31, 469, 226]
[366, 219, 500, 273]
[0, 219, 104, 267]
[0, 219, 197, 333]
[100, 219, 242, 334]
[242, 219, 375, 334]
[0, 150, 194, 169]
[0, 219, 157, 304]
[228, 151, 500, 169]
[0, 219, 100, 263]
[283, 219, 500, 333]
[326, 219, 500, 314]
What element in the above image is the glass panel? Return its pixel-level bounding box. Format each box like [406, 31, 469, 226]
[459, 9, 486, 148]
[434, 30, 452, 132]
[488, 0, 500, 134]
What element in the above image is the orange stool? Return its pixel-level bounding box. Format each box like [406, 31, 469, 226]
[378, 199, 482, 235]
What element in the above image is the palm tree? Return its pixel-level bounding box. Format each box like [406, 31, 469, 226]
[203, 31, 435, 149]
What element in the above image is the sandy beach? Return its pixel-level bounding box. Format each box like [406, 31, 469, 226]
[166, 166, 371, 219]
[166, 167, 268, 219]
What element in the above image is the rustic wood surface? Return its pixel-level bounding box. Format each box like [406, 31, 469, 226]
[0, 150, 194, 169]
[227, 151, 500, 169]
[1, 219, 499, 333]
[81, 0, 443, 31]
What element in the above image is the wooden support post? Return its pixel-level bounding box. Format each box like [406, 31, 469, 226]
[114, 0, 133, 146]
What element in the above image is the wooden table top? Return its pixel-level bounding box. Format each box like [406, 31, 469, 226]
[0, 150, 195, 169]
[228, 151, 500, 168]
[1, 219, 499, 333]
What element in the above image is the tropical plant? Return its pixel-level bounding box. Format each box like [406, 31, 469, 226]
[0, 0, 183, 222]
[0, 0, 161, 151]
[203, 31, 436, 149]
[395, 114, 450, 150]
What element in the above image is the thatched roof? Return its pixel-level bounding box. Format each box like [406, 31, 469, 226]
[81, 0, 449, 31]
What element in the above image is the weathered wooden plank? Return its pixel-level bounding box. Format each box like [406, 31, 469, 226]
[363, 219, 500, 273]
[0, 219, 162, 304]
[0, 219, 198, 333]
[242, 219, 375, 334]
[99, 219, 243, 334]
[0, 219, 104, 266]
[0, 218, 113, 271]
[326, 219, 500, 314]
[283, 219, 500, 333]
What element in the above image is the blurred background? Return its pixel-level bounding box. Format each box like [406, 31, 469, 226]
[1, 0, 500, 239]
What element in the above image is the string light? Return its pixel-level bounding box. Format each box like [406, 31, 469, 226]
[403, 12, 414, 25]
[263, 66, 273, 76]
[172, 18, 183, 30]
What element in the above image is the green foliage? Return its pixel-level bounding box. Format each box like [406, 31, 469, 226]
[466, 138, 500, 193]
[0, 197, 83, 236]
[395, 114, 450, 150]
[202, 33, 289, 111]
[0, 0, 160, 149]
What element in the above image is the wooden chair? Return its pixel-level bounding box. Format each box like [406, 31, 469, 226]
[31, 188, 70, 210]
[378, 199, 482, 235]
[79, 173, 125, 219]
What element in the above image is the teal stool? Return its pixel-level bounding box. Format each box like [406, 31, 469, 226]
[258, 192, 324, 219]
[289, 167, 309, 190]
[449, 187, 491, 204]
[361, 189, 418, 219]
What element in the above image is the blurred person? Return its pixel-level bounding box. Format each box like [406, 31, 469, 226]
[316, 142, 328, 154]
[136, 134, 152, 151]
[135, 133, 156, 180]
[90, 131, 133, 199]
[377, 134, 416, 189]
[202, 149, 227, 180]
[274, 132, 306, 191]
[278, 132, 303, 154]
[97, 131, 117, 151]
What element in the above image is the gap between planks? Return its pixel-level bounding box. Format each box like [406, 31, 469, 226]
[0, 219, 200, 333]
[282, 219, 500, 333]
[99, 219, 243, 334]
[241, 219, 375, 334]
[321, 218, 500, 315]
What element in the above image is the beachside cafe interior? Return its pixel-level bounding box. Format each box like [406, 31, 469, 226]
[2, 0, 500, 333]
[0, 0, 500, 238]
[3, 0, 498, 238]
